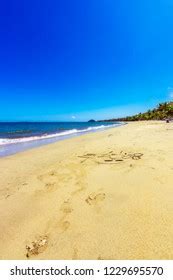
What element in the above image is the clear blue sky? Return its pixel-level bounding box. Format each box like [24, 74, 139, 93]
[0, 0, 173, 121]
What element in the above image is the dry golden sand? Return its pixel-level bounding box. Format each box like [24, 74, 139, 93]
[0, 121, 173, 260]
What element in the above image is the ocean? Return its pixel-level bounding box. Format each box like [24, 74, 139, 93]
[0, 121, 121, 157]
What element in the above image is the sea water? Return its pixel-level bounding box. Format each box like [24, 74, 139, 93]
[0, 122, 122, 157]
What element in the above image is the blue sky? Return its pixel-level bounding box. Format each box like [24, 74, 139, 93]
[0, 0, 173, 121]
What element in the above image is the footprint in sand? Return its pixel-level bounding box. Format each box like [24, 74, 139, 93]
[49, 171, 57, 176]
[34, 182, 57, 196]
[37, 170, 57, 182]
[72, 248, 78, 260]
[38, 168, 77, 187]
[56, 200, 73, 233]
[45, 182, 56, 192]
[85, 193, 106, 206]
[57, 220, 70, 232]
[97, 255, 113, 260]
[60, 200, 73, 214]
[0, 188, 11, 200]
[26, 235, 48, 258]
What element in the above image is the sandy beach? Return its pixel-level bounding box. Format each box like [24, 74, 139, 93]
[0, 121, 173, 260]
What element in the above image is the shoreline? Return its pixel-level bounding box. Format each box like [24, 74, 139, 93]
[0, 122, 123, 157]
[0, 121, 173, 259]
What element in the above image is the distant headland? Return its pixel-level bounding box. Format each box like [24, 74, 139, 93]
[88, 119, 96, 123]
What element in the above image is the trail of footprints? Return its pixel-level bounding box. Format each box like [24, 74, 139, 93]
[26, 150, 143, 258]
[26, 191, 106, 258]
[26, 162, 87, 258]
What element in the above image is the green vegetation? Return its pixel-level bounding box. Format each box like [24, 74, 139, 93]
[101, 101, 173, 122]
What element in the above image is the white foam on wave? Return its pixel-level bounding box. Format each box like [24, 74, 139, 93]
[0, 124, 118, 146]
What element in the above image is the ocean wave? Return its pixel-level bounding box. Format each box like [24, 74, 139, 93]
[0, 124, 117, 146]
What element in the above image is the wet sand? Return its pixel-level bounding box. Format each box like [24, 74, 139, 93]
[0, 121, 173, 259]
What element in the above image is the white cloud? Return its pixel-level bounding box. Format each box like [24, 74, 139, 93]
[72, 116, 76, 119]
